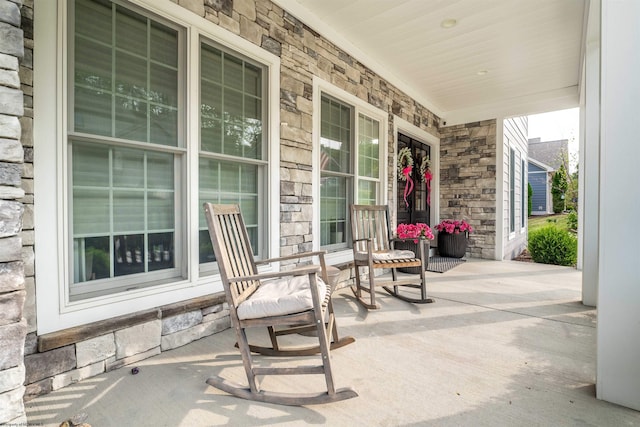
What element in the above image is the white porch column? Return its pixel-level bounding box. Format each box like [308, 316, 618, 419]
[596, 0, 640, 411]
[580, 0, 600, 307]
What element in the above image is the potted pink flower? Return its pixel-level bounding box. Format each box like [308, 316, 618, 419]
[395, 223, 433, 273]
[435, 219, 473, 258]
[396, 222, 434, 243]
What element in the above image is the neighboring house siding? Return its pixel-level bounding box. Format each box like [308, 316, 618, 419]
[439, 121, 497, 259]
[528, 162, 549, 214]
[502, 117, 528, 260]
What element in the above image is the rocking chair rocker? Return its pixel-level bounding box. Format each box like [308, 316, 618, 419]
[350, 204, 434, 309]
[203, 203, 357, 405]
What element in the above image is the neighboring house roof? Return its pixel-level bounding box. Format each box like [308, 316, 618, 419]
[528, 157, 554, 172]
[528, 138, 568, 171]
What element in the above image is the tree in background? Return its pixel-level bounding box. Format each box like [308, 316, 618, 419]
[552, 163, 568, 213]
[528, 183, 533, 216]
[565, 160, 579, 211]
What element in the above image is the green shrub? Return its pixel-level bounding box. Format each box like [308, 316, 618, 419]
[528, 225, 577, 266]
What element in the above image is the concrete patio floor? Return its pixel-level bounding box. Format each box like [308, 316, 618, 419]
[25, 259, 640, 426]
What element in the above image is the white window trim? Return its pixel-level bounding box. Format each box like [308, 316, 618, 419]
[311, 76, 388, 266]
[34, 0, 281, 334]
[508, 146, 517, 240]
[393, 116, 440, 229]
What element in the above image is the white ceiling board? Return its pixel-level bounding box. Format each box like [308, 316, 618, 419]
[273, 0, 586, 124]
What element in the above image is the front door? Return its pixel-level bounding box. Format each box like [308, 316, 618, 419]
[397, 133, 431, 226]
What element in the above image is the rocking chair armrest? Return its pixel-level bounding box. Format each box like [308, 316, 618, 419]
[228, 265, 322, 283]
[255, 251, 327, 265]
[353, 237, 372, 244]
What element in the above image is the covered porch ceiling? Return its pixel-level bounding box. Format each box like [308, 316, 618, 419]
[273, 0, 587, 125]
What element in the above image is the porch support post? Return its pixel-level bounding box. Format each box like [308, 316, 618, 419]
[580, 0, 600, 307]
[596, 0, 640, 411]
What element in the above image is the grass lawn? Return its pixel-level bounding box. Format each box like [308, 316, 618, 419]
[528, 213, 571, 234]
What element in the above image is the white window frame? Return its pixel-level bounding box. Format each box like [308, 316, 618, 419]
[34, 0, 280, 334]
[520, 155, 527, 233]
[312, 77, 388, 265]
[509, 146, 516, 238]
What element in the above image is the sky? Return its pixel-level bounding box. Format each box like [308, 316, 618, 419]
[527, 107, 579, 171]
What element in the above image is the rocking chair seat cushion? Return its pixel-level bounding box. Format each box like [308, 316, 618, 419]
[354, 249, 416, 262]
[237, 275, 328, 320]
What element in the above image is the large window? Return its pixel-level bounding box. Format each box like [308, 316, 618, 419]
[198, 42, 266, 266]
[68, 0, 268, 299]
[70, 0, 183, 297]
[509, 147, 516, 234]
[319, 93, 382, 249]
[521, 158, 526, 229]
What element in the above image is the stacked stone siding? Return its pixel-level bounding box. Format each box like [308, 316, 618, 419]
[23, 300, 230, 400]
[439, 121, 497, 259]
[0, 0, 26, 424]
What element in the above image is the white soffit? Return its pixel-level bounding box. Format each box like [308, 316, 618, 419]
[273, 0, 586, 125]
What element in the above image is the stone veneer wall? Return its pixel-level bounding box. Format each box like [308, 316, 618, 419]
[0, 0, 27, 424]
[23, 299, 230, 400]
[18, 0, 445, 405]
[439, 121, 497, 259]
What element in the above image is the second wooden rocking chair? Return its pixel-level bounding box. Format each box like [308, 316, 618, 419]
[203, 203, 357, 405]
[350, 204, 434, 309]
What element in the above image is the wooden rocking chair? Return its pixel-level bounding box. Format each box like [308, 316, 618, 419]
[350, 204, 434, 309]
[203, 203, 357, 405]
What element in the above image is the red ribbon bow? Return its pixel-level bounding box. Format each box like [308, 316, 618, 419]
[403, 166, 413, 208]
[424, 169, 432, 206]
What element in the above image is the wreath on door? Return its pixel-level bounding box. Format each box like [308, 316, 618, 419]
[397, 147, 414, 207]
[418, 155, 432, 206]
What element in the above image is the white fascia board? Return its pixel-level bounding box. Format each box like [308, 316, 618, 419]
[528, 157, 554, 172]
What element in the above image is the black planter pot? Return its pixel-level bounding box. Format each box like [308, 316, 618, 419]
[394, 239, 430, 274]
[437, 232, 468, 258]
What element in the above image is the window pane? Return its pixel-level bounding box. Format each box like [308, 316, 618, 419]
[510, 149, 516, 233]
[224, 55, 243, 91]
[147, 152, 174, 189]
[151, 22, 178, 67]
[115, 6, 147, 57]
[198, 157, 259, 263]
[72, 143, 110, 187]
[244, 63, 261, 95]
[75, 0, 112, 43]
[358, 114, 379, 179]
[201, 42, 263, 159]
[74, 236, 110, 283]
[74, 0, 179, 146]
[244, 95, 262, 159]
[150, 64, 178, 146]
[148, 191, 174, 230]
[148, 232, 174, 271]
[74, 39, 113, 136]
[113, 148, 144, 188]
[71, 142, 178, 285]
[201, 44, 222, 84]
[113, 190, 145, 232]
[114, 234, 145, 276]
[73, 188, 110, 235]
[320, 96, 351, 173]
[358, 180, 377, 205]
[320, 176, 348, 246]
